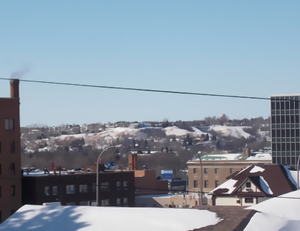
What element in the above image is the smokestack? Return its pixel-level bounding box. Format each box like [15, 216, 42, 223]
[10, 79, 19, 98]
[128, 154, 138, 171]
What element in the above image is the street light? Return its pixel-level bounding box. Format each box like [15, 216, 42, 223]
[197, 151, 204, 205]
[180, 169, 188, 193]
[96, 146, 115, 206]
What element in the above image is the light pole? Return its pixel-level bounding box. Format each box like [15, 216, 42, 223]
[96, 146, 115, 206]
[180, 169, 188, 193]
[197, 151, 204, 205]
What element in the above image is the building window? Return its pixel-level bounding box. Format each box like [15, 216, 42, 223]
[66, 185, 75, 194]
[45, 186, 50, 196]
[5, 119, 14, 130]
[215, 180, 219, 187]
[193, 180, 198, 188]
[10, 142, 15, 153]
[116, 181, 121, 190]
[204, 168, 208, 174]
[116, 198, 121, 206]
[246, 182, 251, 188]
[101, 182, 110, 191]
[11, 185, 15, 196]
[92, 183, 96, 192]
[230, 168, 234, 174]
[79, 184, 88, 193]
[66, 202, 76, 205]
[53, 186, 58, 195]
[193, 168, 197, 174]
[123, 181, 128, 190]
[101, 199, 109, 206]
[79, 201, 88, 205]
[215, 168, 219, 174]
[10, 163, 15, 174]
[245, 198, 254, 203]
[204, 180, 209, 188]
[123, 198, 128, 206]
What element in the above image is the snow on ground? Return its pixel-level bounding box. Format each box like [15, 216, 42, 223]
[209, 125, 251, 139]
[244, 190, 300, 231]
[164, 126, 192, 137]
[0, 205, 221, 231]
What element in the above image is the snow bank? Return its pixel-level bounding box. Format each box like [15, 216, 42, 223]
[0, 205, 221, 231]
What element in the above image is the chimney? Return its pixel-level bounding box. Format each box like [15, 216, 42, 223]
[128, 154, 138, 171]
[10, 79, 19, 98]
[243, 148, 250, 158]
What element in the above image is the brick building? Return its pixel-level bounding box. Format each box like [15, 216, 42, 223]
[22, 171, 135, 207]
[0, 79, 22, 222]
[187, 150, 271, 194]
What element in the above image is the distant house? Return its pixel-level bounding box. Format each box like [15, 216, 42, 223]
[208, 164, 297, 206]
[187, 148, 272, 194]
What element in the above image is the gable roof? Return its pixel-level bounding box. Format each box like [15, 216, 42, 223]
[209, 164, 297, 197]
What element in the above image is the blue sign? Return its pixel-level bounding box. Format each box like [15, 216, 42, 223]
[162, 174, 173, 179]
[161, 170, 173, 175]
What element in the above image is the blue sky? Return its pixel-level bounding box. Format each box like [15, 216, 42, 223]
[0, 1, 299, 126]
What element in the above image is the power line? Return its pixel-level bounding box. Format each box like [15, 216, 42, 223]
[0, 77, 270, 101]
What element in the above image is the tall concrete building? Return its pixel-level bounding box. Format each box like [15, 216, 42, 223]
[0, 79, 22, 222]
[271, 94, 300, 168]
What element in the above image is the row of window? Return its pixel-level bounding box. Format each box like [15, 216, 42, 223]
[193, 168, 234, 174]
[193, 180, 218, 188]
[272, 129, 300, 138]
[0, 141, 16, 153]
[45, 181, 128, 196]
[65, 198, 128, 206]
[271, 115, 300, 124]
[272, 143, 300, 151]
[271, 101, 300, 110]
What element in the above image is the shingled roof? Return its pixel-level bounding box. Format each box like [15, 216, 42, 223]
[209, 164, 297, 197]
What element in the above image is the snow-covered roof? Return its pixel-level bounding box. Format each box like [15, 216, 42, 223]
[244, 190, 300, 231]
[0, 205, 221, 231]
[210, 164, 297, 197]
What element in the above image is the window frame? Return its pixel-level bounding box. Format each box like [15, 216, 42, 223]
[5, 119, 14, 130]
[66, 184, 75, 194]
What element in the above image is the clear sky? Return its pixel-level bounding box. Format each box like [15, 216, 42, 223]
[0, 1, 299, 126]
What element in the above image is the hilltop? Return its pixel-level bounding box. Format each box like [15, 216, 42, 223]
[21, 116, 270, 176]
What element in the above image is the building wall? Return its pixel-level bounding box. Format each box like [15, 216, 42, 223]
[271, 95, 300, 168]
[22, 171, 135, 207]
[134, 170, 168, 195]
[135, 195, 197, 208]
[188, 160, 269, 193]
[215, 197, 240, 206]
[0, 80, 22, 222]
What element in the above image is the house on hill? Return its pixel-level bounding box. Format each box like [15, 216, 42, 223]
[208, 164, 297, 206]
